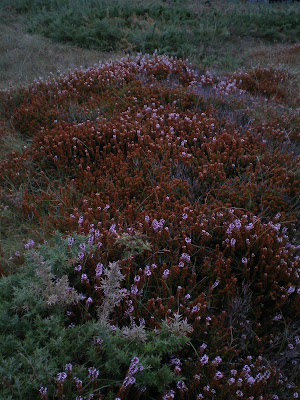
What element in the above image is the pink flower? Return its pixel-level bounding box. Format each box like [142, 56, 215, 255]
[57, 372, 67, 382]
[162, 269, 170, 279]
[200, 354, 209, 365]
[88, 367, 99, 381]
[180, 253, 190, 262]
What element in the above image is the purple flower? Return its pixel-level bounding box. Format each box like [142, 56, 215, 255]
[226, 223, 235, 234]
[180, 253, 190, 263]
[177, 380, 187, 391]
[192, 305, 200, 313]
[74, 377, 82, 390]
[234, 219, 241, 229]
[170, 358, 181, 366]
[145, 215, 150, 223]
[178, 261, 185, 268]
[109, 224, 117, 235]
[163, 390, 175, 400]
[65, 363, 73, 373]
[123, 376, 136, 388]
[68, 237, 75, 246]
[125, 299, 134, 315]
[86, 297, 93, 305]
[78, 252, 85, 260]
[75, 264, 82, 272]
[94, 337, 103, 347]
[79, 243, 86, 252]
[212, 279, 220, 289]
[24, 239, 35, 249]
[162, 269, 170, 279]
[200, 354, 209, 365]
[81, 274, 89, 282]
[134, 275, 141, 283]
[246, 223, 254, 231]
[273, 314, 282, 321]
[78, 216, 84, 224]
[131, 285, 138, 295]
[214, 371, 223, 380]
[241, 257, 248, 264]
[88, 367, 99, 381]
[57, 372, 67, 382]
[185, 237, 191, 244]
[243, 365, 251, 373]
[182, 213, 188, 220]
[230, 238, 236, 247]
[247, 376, 255, 385]
[212, 356, 222, 365]
[152, 219, 165, 231]
[39, 386, 47, 395]
[96, 263, 103, 277]
[287, 286, 295, 295]
[144, 265, 152, 276]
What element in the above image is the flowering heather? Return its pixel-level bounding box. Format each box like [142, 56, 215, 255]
[0, 54, 299, 399]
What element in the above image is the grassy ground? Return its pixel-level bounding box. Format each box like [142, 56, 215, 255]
[1, 0, 300, 80]
[0, 20, 125, 90]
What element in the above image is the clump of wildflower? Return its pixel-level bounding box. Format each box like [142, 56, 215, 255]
[117, 357, 144, 398]
[24, 239, 35, 249]
[88, 367, 99, 381]
[39, 386, 47, 400]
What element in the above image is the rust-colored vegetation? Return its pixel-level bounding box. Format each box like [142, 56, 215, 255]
[0, 55, 299, 399]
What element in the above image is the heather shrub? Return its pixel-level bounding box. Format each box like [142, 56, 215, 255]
[233, 67, 292, 101]
[0, 55, 299, 399]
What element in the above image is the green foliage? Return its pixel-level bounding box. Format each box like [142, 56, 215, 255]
[1, 0, 299, 64]
[114, 232, 151, 259]
[0, 233, 189, 399]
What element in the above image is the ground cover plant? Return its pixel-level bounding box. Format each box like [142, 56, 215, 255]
[0, 53, 299, 399]
[1, 0, 300, 70]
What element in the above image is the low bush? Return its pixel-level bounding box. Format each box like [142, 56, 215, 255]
[0, 55, 299, 399]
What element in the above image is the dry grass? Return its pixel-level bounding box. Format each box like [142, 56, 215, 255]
[0, 20, 125, 90]
[244, 43, 300, 75]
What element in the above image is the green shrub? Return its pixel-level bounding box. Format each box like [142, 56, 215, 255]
[0, 233, 189, 399]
